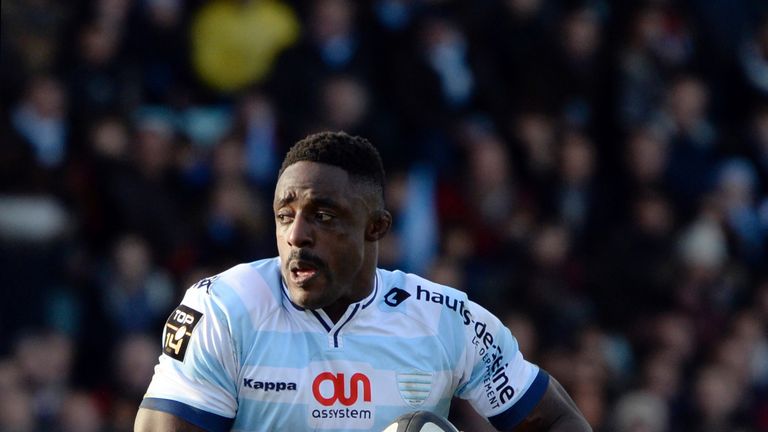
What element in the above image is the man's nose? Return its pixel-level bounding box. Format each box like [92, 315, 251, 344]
[286, 214, 314, 247]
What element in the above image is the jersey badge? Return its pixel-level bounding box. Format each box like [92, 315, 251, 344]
[396, 370, 433, 407]
[162, 305, 203, 362]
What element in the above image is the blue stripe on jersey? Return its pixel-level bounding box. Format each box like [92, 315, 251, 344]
[487, 369, 550, 430]
[231, 396, 456, 431]
[238, 330, 448, 370]
[141, 397, 234, 432]
[207, 276, 250, 334]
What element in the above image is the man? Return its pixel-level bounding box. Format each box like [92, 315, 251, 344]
[135, 132, 591, 431]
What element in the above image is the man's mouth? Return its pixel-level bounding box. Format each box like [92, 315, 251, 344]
[289, 261, 319, 284]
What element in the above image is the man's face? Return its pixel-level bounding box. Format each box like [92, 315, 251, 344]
[274, 161, 372, 312]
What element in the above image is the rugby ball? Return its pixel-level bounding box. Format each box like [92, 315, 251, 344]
[381, 411, 460, 432]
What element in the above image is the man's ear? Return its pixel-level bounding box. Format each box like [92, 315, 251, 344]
[365, 210, 392, 241]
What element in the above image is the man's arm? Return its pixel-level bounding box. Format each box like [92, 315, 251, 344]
[135, 407, 208, 432]
[511, 375, 592, 431]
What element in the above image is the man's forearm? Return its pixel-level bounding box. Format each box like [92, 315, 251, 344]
[544, 413, 593, 431]
[135, 407, 208, 432]
[512, 375, 592, 431]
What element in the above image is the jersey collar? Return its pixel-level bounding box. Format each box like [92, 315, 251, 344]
[279, 271, 380, 314]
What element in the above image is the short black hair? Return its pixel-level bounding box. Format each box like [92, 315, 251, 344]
[279, 131, 385, 200]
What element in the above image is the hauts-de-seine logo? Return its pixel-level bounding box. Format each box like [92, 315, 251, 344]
[308, 363, 375, 429]
[384, 287, 410, 307]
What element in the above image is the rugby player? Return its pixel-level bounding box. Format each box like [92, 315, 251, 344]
[135, 131, 591, 431]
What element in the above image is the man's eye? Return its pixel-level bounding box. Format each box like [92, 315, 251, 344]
[316, 212, 334, 222]
[276, 214, 293, 223]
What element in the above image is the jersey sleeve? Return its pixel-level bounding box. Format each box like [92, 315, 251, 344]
[454, 301, 550, 431]
[140, 280, 238, 432]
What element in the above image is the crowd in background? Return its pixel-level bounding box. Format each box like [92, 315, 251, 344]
[1, 0, 768, 431]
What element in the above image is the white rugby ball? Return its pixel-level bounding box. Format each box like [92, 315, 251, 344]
[381, 411, 460, 432]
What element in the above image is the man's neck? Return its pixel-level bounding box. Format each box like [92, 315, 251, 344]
[323, 272, 376, 323]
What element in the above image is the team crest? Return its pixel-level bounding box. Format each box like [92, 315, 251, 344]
[396, 371, 433, 407]
[162, 305, 203, 362]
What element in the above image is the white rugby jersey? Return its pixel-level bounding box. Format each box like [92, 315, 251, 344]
[141, 257, 549, 431]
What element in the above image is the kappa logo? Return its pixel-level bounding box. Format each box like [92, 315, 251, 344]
[243, 378, 297, 392]
[384, 287, 411, 307]
[162, 305, 203, 362]
[192, 275, 219, 294]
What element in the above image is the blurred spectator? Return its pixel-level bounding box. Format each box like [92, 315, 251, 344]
[128, 0, 189, 104]
[98, 234, 174, 333]
[554, 4, 611, 132]
[659, 74, 719, 216]
[623, 126, 670, 196]
[675, 208, 747, 343]
[590, 191, 676, 331]
[98, 109, 191, 261]
[714, 158, 765, 265]
[460, 122, 516, 252]
[611, 391, 669, 432]
[688, 363, 750, 431]
[269, 0, 371, 141]
[0, 360, 34, 432]
[201, 179, 273, 270]
[639, 349, 683, 403]
[502, 312, 539, 363]
[235, 92, 282, 189]
[747, 106, 768, 191]
[112, 334, 159, 402]
[390, 12, 481, 136]
[210, 136, 247, 184]
[68, 21, 138, 125]
[396, 164, 439, 274]
[13, 330, 73, 429]
[739, 14, 768, 105]
[57, 390, 104, 432]
[470, 0, 558, 119]
[11, 75, 68, 169]
[380, 163, 439, 275]
[549, 129, 601, 242]
[730, 311, 768, 388]
[618, 3, 695, 128]
[518, 222, 592, 346]
[108, 334, 159, 432]
[319, 74, 372, 131]
[0, 389, 35, 432]
[0, 0, 70, 75]
[510, 110, 559, 203]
